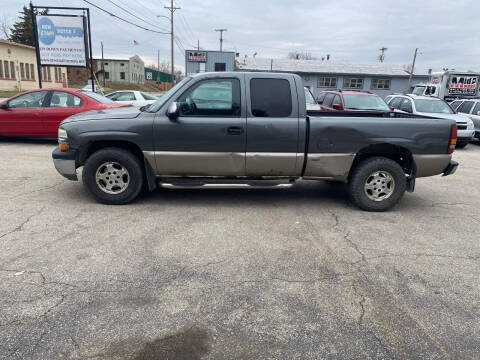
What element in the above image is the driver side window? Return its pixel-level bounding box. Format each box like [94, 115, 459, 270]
[399, 98, 413, 113]
[176, 78, 241, 117]
[8, 91, 47, 108]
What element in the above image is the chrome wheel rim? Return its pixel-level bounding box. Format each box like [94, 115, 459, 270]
[95, 162, 130, 195]
[364, 171, 395, 202]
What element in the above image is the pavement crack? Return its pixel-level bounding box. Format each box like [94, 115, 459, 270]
[8, 181, 65, 200]
[344, 231, 367, 264]
[0, 206, 45, 240]
[352, 282, 367, 325]
[431, 202, 470, 208]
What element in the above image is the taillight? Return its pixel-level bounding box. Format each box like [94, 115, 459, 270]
[448, 125, 457, 154]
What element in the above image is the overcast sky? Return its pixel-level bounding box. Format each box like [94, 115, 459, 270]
[3, 0, 479, 73]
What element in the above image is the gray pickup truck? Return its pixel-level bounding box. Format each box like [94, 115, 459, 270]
[52, 72, 458, 211]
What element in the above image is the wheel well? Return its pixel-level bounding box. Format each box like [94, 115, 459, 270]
[351, 143, 415, 176]
[80, 140, 144, 165]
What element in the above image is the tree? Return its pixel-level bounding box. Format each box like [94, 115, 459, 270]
[0, 14, 10, 39]
[287, 51, 317, 60]
[8, 6, 47, 46]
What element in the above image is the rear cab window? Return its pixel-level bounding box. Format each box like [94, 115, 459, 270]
[250, 78, 292, 117]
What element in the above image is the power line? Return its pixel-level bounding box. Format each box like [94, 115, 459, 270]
[104, 0, 170, 33]
[81, 0, 170, 34]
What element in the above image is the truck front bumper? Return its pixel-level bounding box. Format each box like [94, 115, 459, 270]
[52, 148, 78, 181]
[442, 160, 459, 177]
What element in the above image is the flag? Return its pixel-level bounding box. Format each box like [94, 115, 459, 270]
[133, 40, 139, 46]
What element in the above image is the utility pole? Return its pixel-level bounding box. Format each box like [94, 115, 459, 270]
[378, 46, 387, 63]
[164, 0, 180, 84]
[101, 42, 105, 87]
[215, 29, 227, 52]
[157, 49, 160, 84]
[197, 40, 200, 51]
[407, 48, 418, 92]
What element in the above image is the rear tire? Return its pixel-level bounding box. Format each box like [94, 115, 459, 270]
[348, 157, 406, 212]
[82, 148, 144, 205]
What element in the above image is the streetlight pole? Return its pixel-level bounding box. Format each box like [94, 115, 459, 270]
[215, 29, 227, 52]
[407, 48, 418, 93]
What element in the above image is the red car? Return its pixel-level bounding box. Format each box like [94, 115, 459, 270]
[0, 88, 128, 138]
[316, 90, 391, 112]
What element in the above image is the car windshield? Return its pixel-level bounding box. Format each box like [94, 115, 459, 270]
[412, 86, 425, 95]
[147, 77, 192, 112]
[79, 91, 114, 104]
[343, 94, 390, 111]
[304, 88, 316, 104]
[414, 99, 454, 114]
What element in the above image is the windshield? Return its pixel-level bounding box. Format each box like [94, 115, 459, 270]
[304, 88, 316, 104]
[147, 77, 192, 112]
[343, 95, 390, 111]
[79, 91, 114, 104]
[412, 86, 425, 95]
[414, 99, 454, 114]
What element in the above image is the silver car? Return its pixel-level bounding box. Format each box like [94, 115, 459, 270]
[450, 99, 480, 140]
[387, 94, 475, 148]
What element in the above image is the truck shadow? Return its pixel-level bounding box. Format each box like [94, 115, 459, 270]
[0, 136, 57, 145]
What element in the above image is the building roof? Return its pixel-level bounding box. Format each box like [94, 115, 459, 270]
[0, 39, 35, 50]
[236, 57, 429, 77]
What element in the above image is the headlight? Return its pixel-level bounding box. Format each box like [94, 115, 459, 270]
[467, 121, 474, 130]
[58, 128, 69, 151]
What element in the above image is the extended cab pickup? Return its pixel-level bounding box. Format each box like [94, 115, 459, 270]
[52, 72, 459, 211]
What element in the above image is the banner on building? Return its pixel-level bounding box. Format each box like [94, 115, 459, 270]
[36, 14, 88, 67]
[187, 51, 207, 62]
[448, 75, 478, 96]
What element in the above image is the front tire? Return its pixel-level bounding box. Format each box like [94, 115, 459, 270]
[348, 157, 406, 212]
[82, 148, 144, 205]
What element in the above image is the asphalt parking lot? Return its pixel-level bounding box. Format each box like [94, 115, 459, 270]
[1, 139, 479, 359]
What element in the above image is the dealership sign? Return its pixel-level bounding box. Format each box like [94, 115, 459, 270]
[187, 51, 207, 62]
[36, 15, 87, 67]
[448, 75, 478, 96]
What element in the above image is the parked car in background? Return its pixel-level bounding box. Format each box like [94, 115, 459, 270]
[105, 91, 159, 107]
[386, 94, 475, 148]
[304, 87, 321, 110]
[0, 88, 128, 138]
[450, 99, 480, 140]
[316, 90, 391, 112]
[81, 84, 104, 94]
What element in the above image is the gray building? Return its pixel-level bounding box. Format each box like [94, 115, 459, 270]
[236, 58, 429, 98]
[96, 55, 145, 84]
[185, 50, 236, 75]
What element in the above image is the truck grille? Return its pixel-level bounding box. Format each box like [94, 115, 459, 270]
[457, 124, 467, 130]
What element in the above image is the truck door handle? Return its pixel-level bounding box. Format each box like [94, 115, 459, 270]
[227, 126, 244, 135]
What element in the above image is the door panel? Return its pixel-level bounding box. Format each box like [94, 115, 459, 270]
[153, 76, 246, 176]
[0, 91, 48, 136]
[245, 74, 300, 176]
[43, 91, 84, 136]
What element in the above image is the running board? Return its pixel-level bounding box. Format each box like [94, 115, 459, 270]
[159, 182, 294, 190]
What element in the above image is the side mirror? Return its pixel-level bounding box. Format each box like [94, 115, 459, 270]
[166, 102, 179, 120]
[477, 111, 480, 116]
[332, 103, 341, 110]
[0, 103, 8, 110]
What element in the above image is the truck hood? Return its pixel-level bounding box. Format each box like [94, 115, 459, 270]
[416, 112, 470, 123]
[61, 106, 142, 124]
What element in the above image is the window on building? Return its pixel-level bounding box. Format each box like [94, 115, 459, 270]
[120, 72, 125, 80]
[317, 77, 337, 88]
[30, 64, 35, 80]
[120, 63, 125, 66]
[250, 78, 292, 117]
[3, 61, 9, 78]
[25, 64, 30, 79]
[343, 77, 364, 89]
[54, 67, 59, 82]
[48, 91, 82, 107]
[104, 71, 110, 79]
[214, 63, 226, 72]
[104, 62, 109, 66]
[10, 62, 15, 79]
[177, 78, 241, 117]
[0, 60, 3, 78]
[20, 63, 25, 79]
[371, 78, 391, 90]
[8, 91, 47, 108]
[42, 67, 51, 81]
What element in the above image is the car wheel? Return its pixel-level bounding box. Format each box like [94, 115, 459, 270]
[348, 157, 406, 212]
[82, 148, 144, 205]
